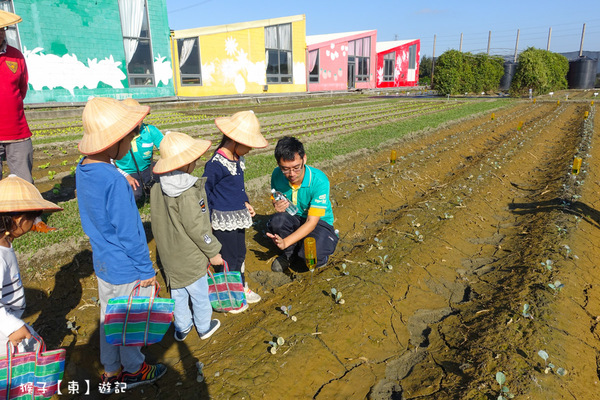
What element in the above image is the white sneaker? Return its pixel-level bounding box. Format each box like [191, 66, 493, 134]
[244, 285, 261, 303]
[228, 303, 249, 314]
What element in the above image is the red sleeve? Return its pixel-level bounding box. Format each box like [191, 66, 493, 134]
[19, 57, 28, 99]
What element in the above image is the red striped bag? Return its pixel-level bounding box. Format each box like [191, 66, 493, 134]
[0, 335, 65, 400]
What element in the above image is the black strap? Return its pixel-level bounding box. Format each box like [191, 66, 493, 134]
[129, 149, 149, 199]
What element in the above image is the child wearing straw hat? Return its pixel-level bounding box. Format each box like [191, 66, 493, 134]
[114, 98, 163, 202]
[0, 175, 62, 356]
[75, 97, 166, 392]
[150, 131, 223, 342]
[202, 110, 267, 310]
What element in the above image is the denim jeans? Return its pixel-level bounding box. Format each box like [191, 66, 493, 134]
[171, 275, 213, 335]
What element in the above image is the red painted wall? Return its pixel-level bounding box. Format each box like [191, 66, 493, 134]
[376, 40, 420, 88]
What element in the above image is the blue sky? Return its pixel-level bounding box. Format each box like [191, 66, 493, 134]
[165, 0, 600, 57]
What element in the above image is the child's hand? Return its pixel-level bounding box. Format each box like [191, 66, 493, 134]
[245, 202, 256, 217]
[8, 325, 32, 346]
[209, 254, 224, 266]
[139, 276, 157, 287]
[125, 175, 140, 190]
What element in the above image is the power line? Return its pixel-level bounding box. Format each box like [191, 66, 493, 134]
[168, 0, 213, 14]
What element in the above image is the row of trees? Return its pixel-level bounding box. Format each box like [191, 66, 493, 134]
[419, 48, 569, 96]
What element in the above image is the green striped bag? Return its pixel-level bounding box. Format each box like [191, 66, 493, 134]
[104, 282, 175, 346]
[207, 262, 247, 312]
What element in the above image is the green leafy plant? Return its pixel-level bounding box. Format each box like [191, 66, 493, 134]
[495, 371, 515, 399]
[331, 288, 345, 304]
[268, 336, 285, 354]
[280, 305, 297, 322]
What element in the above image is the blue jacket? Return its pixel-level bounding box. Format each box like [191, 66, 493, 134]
[76, 160, 154, 284]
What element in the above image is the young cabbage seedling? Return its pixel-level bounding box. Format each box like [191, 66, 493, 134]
[495, 371, 515, 399]
[280, 305, 297, 322]
[522, 303, 533, 319]
[268, 336, 285, 354]
[331, 288, 345, 304]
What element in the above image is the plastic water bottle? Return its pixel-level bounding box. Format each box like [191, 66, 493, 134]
[271, 189, 298, 215]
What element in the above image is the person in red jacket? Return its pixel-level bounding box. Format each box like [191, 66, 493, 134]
[0, 10, 55, 232]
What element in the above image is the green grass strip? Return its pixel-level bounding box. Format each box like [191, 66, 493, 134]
[244, 99, 512, 180]
[15, 98, 511, 255]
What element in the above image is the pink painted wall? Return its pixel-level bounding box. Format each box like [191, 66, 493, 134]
[307, 30, 377, 92]
[376, 40, 420, 88]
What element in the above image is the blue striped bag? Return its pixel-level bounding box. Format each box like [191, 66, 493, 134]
[104, 282, 174, 346]
[207, 262, 247, 312]
[0, 335, 65, 400]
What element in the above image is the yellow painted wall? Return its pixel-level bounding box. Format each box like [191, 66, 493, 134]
[173, 18, 306, 97]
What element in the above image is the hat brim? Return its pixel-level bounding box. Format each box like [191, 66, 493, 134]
[153, 140, 212, 174]
[0, 11, 21, 29]
[215, 117, 268, 149]
[0, 199, 63, 213]
[78, 105, 150, 155]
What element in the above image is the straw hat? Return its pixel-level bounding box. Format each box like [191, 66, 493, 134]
[122, 98, 141, 107]
[0, 10, 21, 29]
[79, 97, 150, 155]
[0, 175, 62, 213]
[153, 132, 212, 174]
[215, 110, 267, 148]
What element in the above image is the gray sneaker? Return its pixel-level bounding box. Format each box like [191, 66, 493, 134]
[199, 319, 221, 340]
[271, 256, 290, 272]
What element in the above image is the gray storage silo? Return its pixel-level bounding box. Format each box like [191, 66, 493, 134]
[567, 56, 598, 89]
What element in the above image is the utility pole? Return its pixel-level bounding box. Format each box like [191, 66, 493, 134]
[513, 29, 520, 62]
[547, 27, 552, 51]
[431, 34, 436, 87]
[459, 33, 463, 52]
[487, 31, 491, 55]
[579, 23, 586, 57]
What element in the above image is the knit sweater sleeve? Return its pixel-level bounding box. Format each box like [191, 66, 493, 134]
[203, 158, 223, 211]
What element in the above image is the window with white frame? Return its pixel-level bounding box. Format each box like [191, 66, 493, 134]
[265, 23, 292, 84]
[0, 0, 20, 49]
[348, 36, 370, 82]
[177, 37, 201, 85]
[408, 44, 417, 69]
[118, 0, 155, 86]
[308, 49, 319, 83]
[383, 52, 395, 81]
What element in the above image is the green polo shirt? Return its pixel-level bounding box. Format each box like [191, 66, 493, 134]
[115, 123, 163, 174]
[271, 165, 335, 226]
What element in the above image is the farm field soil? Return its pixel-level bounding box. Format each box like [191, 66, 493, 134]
[18, 100, 599, 399]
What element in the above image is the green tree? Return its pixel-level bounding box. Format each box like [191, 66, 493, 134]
[510, 47, 568, 96]
[419, 55, 433, 85]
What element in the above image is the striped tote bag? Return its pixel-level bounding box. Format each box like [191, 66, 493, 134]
[0, 336, 65, 400]
[207, 262, 247, 312]
[104, 282, 174, 346]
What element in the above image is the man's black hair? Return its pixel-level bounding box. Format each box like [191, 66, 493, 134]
[274, 136, 305, 163]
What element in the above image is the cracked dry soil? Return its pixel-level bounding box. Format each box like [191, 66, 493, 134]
[19, 99, 599, 399]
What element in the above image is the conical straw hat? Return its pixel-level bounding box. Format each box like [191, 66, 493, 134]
[0, 175, 62, 213]
[122, 97, 151, 115]
[0, 10, 22, 29]
[121, 98, 141, 107]
[79, 97, 149, 155]
[215, 110, 267, 149]
[153, 132, 212, 174]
